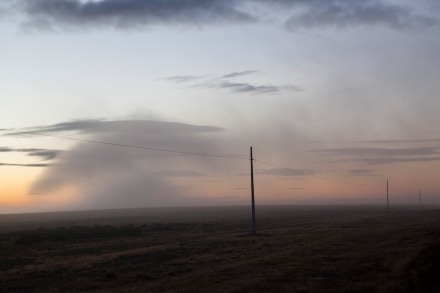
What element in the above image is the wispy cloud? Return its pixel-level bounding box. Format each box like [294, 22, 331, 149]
[0, 163, 48, 167]
[27, 150, 59, 161]
[347, 169, 377, 176]
[164, 70, 302, 95]
[310, 146, 440, 157]
[311, 146, 440, 165]
[350, 157, 440, 165]
[256, 167, 317, 177]
[7, 119, 224, 135]
[220, 70, 258, 78]
[351, 138, 440, 144]
[154, 170, 206, 177]
[162, 75, 210, 83]
[0, 147, 60, 161]
[206, 81, 301, 95]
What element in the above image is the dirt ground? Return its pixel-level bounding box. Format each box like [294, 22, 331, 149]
[1, 206, 439, 292]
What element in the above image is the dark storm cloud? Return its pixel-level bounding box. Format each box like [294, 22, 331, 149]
[5, 0, 435, 31]
[18, 0, 256, 30]
[283, 0, 439, 30]
[256, 167, 317, 177]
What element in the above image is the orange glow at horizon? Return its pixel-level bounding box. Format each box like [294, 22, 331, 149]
[0, 167, 76, 213]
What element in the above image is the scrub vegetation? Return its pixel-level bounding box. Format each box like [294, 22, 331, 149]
[1, 206, 439, 292]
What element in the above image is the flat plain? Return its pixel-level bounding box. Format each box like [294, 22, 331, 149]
[1, 205, 439, 292]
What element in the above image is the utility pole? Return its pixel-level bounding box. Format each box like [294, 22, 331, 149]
[419, 190, 422, 211]
[387, 179, 389, 212]
[250, 146, 256, 234]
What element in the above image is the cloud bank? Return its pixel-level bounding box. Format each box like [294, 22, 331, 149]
[12, 119, 244, 209]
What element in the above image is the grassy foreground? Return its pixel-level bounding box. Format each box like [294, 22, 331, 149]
[1, 206, 439, 292]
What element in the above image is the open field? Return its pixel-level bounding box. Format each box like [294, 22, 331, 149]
[1, 205, 440, 292]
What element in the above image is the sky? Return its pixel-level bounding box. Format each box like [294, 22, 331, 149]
[1, 0, 440, 213]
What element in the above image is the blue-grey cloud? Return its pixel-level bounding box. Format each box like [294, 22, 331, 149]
[283, 0, 439, 30]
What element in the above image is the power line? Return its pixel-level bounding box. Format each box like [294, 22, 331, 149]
[4, 130, 248, 160]
[2, 130, 392, 188]
[254, 158, 383, 187]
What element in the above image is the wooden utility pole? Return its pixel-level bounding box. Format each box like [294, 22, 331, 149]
[419, 190, 422, 211]
[250, 147, 256, 234]
[387, 179, 389, 212]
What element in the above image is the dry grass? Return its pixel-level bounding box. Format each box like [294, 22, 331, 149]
[1, 206, 439, 292]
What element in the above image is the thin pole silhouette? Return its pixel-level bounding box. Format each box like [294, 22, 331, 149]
[250, 147, 256, 234]
[419, 190, 422, 211]
[387, 179, 389, 212]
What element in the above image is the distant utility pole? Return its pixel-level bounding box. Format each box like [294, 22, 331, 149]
[419, 190, 422, 211]
[250, 146, 256, 234]
[387, 179, 389, 212]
